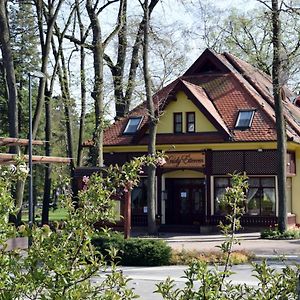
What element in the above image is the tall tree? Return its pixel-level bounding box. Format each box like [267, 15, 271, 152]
[0, 0, 18, 147]
[64, 0, 164, 120]
[10, 1, 40, 135]
[104, 0, 160, 118]
[75, 0, 87, 167]
[0, 0, 24, 224]
[257, 0, 293, 231]
[271, 0, 287, 232]
[41, 4, 76, 224]
[32, 0, 64, 140]
[86, 0, 125, 166]
[141, 0, 159, 234]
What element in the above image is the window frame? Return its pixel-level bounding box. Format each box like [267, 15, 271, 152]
[173, 112, 183, 133]
[213, 176, 276, 217]
[246, 177, 276, 216]
[123, 116, 143, 134]
[186, 112, 195, 133]
[235, 109, 256, 129]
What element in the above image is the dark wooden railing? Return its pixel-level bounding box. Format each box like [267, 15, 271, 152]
[207, 215, 278, 227]
[132, 214, 280, 227]
[132, 214, 148, 226]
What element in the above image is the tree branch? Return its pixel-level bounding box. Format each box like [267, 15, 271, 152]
[103, 0, 125, 48]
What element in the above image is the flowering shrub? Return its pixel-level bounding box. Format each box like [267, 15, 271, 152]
[261, 224, 300, 239]
[0, 153, 166, 299]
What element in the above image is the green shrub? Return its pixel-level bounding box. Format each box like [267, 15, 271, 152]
[261, 225, 300, 239]
[92, 234, 172, 266]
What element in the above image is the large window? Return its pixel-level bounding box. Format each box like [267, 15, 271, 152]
[235, 110, 255, 129]
[186, 112, 195, 132]
[174, 113, 183, 133]
[246, 177, 276, 216]
[214, 176, 276, 216]
[123, 117, 142, 134]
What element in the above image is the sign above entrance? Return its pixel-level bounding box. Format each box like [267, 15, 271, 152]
[163, 152, 205, 169]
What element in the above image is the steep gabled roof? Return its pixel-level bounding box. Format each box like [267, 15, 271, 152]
[178, 79, 231, 137]
[85, 48, 300, 147]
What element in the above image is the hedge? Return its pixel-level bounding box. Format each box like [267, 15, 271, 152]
[92, 234, 172, 266]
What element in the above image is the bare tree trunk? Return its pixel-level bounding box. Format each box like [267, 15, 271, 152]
[32, 0, 64, 139]
[86, 0, 105, 167]
[42, 88, 52, 225]
[272, 0, 287, 232]
[142, 0, 158, 235]
[41, 5, 75, 224]
[57, 55, 75, 171]
[0, 0, 18, 145]
[0, 0, 23, 224]
[108, 0, 159, 118]
[113, 0, 127, 118]
[76, 0, 87, 167]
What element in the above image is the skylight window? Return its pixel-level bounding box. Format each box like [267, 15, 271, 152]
[123, 117, 142, 134]
[235, 110, 255, 129]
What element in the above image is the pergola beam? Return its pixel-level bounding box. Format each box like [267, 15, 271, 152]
[0, 153, 71, 164]
[0, 137, 45, 146]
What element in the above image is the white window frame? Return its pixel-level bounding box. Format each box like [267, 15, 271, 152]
[123, 117, 142, 134]
[235, 110, 255, 129]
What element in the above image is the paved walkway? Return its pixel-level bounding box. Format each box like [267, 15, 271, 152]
[6, 232, 300, 258]
[159, 232, 300, 258]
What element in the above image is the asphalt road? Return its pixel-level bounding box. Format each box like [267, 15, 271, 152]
[94, 262, 292, 299]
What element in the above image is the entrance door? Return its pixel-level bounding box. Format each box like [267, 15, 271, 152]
[165, 179, 205, 225]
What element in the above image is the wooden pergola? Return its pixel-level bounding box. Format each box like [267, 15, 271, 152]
[0, 137, 71, 164]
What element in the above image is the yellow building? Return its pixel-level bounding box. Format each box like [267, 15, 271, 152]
[87, 49, 300, 232]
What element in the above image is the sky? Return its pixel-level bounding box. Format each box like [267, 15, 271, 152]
[60, 0, 262, 116]
[150, 0, 259, 63]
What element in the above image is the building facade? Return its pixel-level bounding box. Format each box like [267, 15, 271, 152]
[83, 49, 300, 231]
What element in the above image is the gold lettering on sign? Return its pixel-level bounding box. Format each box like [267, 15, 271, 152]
[163, 152, 205, 169]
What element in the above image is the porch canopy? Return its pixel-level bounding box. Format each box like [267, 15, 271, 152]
[0, 137, 71, 164]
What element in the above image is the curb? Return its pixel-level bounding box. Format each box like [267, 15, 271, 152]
[254, 254, 300, 263]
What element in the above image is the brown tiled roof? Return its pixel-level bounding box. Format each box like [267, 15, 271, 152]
[84, 48, 300, 147]
[223, 52, 300, 143]
[100, 79, 179, 146]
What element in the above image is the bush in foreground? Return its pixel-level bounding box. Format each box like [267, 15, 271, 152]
[0, 154, 165, 299]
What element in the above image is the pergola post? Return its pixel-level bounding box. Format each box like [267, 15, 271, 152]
[124, 191, 131, 239]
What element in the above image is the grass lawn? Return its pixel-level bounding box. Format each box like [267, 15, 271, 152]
[22, 207, 68, 222]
